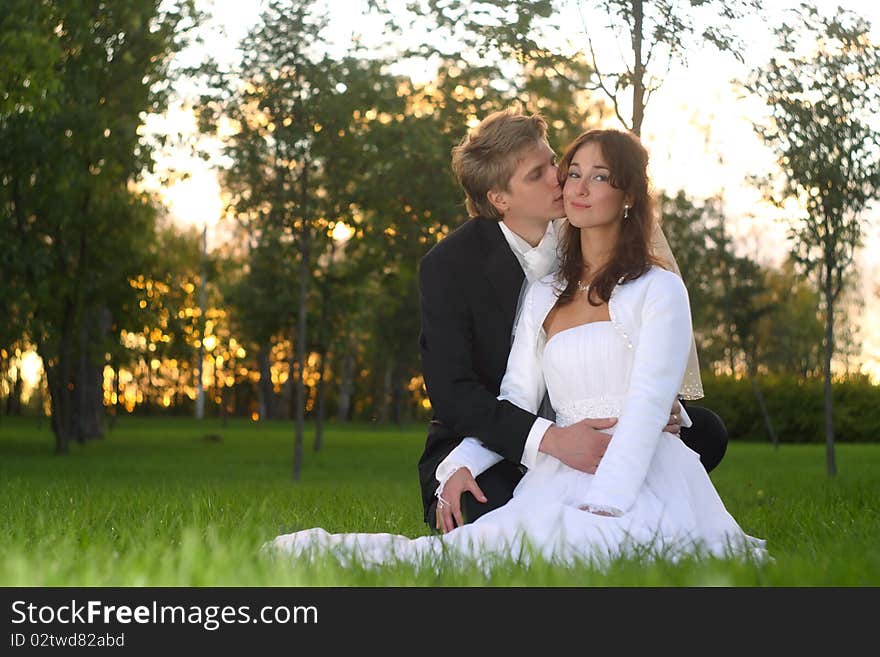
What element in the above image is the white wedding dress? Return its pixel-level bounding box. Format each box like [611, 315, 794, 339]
[269, 268, 766, 568]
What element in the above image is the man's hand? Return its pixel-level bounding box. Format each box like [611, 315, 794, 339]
[663, 399, 683, 435]
[542, 402, 682, 473]
[539, 417, 615, 473]
[435, 467, 487, 534]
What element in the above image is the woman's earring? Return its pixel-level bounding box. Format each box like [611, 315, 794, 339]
[623, 205, 630, 220]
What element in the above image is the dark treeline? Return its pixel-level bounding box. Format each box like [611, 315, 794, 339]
[2, 1, 878, 467]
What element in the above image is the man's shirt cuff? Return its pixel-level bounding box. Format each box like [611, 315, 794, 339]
[680, 404, 693, 428]
[522, 417, 553, 469]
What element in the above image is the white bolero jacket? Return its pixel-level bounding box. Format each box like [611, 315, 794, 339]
[439, 265, 695, 516]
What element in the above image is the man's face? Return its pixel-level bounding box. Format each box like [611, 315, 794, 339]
[491, 139, 564, 224]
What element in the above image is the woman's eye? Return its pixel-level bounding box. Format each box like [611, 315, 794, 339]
[567, 171, 580, 179]
[592, 174, 608, 182]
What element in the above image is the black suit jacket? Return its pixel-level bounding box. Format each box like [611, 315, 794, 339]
[417, 216, 539, 522]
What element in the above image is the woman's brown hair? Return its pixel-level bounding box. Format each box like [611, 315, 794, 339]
[555, 129, 660, 307]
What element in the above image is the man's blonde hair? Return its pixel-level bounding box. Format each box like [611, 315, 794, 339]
[451, 108, 549, 220]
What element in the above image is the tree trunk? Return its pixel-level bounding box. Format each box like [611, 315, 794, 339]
[823, 270, 837, 476]
[6, 355, 23, 417]
[293, 282, 308, 480]
[108, 361, 118, 431]
[279, 341, 293, 420]
[43, 327, 75, 455]
[0, 354, 5, 423]
[631, 0, 645, 136]
[231, 378, 239, 418]
[312, 279, 330, 450]
[81, 337, 105, 440]
[292, 173, 311, 480]
[74, 306, 90, 443]
[45, 364, 66, 453]
[220, 377, 228, 427]
[378, 358, 392, 424]
[74, 306, 106, 441]
[12, 363, 22, 416]
[390, 363, 403, 425]
[313, 348, 327, 452]
[747, 367, 778, 449]
[716, 220, 737, 376]
[337, 339, 356, 422]
[92, 309, 112, 435]
[257, 343, 276, 421]
[36, 371, 46, 430]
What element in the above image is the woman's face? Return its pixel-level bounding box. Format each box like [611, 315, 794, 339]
[562, 141, 628, 229]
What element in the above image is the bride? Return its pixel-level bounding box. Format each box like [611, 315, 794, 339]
[269, 128, 766, 568]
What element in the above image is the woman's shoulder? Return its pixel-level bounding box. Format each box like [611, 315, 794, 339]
[614, 265, 687, 304]
[643, 264, 683, 285]
[639, 265, 689, 304]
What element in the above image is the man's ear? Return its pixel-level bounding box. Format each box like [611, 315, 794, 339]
[487, 189, 508, 215]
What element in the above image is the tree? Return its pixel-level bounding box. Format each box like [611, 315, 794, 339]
[726, 256, 779, 448]
[0, 1, 62, 408]
[409, 0, 759, 135]
[1, 1, 199, 452]
[198, 0, 418, 475]
[0, 0, 62, 116]
[118, 217, 205, 415]
[219, 223, 297, 422]
[745, 4, 880, 475]
[198, 0, 327, 477]
[658, 191, 737, 368]
[759, 261, 824, 379]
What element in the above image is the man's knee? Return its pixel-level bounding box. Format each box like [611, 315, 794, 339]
[461, 489, 509, 524]
[424, 485, 510, 532]
[460, 460, 523, 525]
[681, 405, 728, 472]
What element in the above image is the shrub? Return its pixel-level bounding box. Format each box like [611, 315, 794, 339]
[696, 373, 880, 443]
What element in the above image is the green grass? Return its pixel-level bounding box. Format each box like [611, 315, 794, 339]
[1, 416, 877, 586]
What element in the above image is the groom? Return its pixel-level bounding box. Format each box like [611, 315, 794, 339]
[417, 108, 727, 532]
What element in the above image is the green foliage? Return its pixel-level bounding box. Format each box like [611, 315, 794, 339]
[116, 218, 205, 405]
[0, 0, 63, 116]
[745, 4, 880, 473]
[746, 4, 880, 294]
[659, 191, 826, 377]
[408, 0, 760, 134]
[700, 373, 880, 444]
[1, 417, 878, 585]
[757, 262, 825, 377]
[0, 1, 201, 449]
[194, 0, 610, 426]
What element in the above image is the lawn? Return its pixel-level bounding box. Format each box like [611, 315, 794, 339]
[1, 416, 877, 586]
